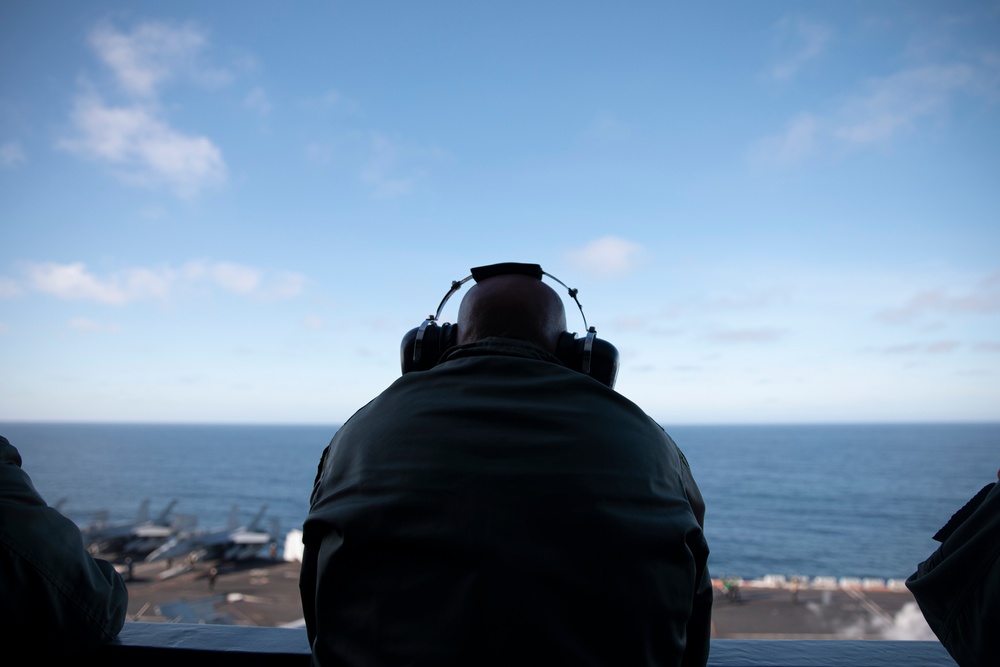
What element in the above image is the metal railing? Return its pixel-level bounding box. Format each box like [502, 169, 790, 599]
[89, 622, 957, 666]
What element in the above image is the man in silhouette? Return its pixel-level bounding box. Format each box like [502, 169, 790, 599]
[907, 467, 999, 667]
[301, 266, 711, 666]
[0, 435, 128, 650]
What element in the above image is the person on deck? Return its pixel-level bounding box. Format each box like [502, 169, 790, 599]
[300, 263, 712, 667]
[907, 466, 999, 667]
[0, 434, 128, 649]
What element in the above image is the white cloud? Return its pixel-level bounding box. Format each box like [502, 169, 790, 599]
[211, 262, 262, 294]
[709, 287, 792, 309]
[304, 141, 335, 164]
[302, 89, 362, 115]
[89, 21, 229, 97]
[0, 277, 21, 298]
[0, 141, 25, 167]
[754, 32, 1000, 165]
[261, 272, 307, 300]
[69, 317, 121, 333]
[750, 114, 819, 166]
[59, 21, 231, 197]
[60, 93, 227, 197]
[302, 316, 324, 330]
[244, 86, 271, 116]
[25, 262, 133, 304]
[833, 63, 984, 145]
[877, 340, 961, 355]
[567, 236, 645, 277]
[360, 133, 419, 199]
[769, 17, 833, 81]
[876, 271, 1000, 324]
[707, 327, 785, 344]
[16, 260, 304, 304]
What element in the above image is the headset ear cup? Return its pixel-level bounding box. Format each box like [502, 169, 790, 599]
[400, 326, 421, 374]
[401, 321, 439, 374]
[588, 338, 620, 389]
[552, 330, 620, 389]
[400, 321, 462, 374]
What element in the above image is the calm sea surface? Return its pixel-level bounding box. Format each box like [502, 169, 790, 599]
[2, 421, 996, 581]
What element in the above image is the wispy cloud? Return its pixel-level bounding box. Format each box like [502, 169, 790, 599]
[876, 271, 1000, 324]
[0, 277, 21, 298]
[69, 317, 121, 334]
[243, 86, 271, 117]
[23, 262, 158, 304]
[302, 316, 324, 331]
[89, 20, 230, 97]
[768, 17, 833, 81]
[360, 133, 419, 199]
[707, 327, 785, 344]
[0, 141, 25, 167]
[567, 236, 645, 277]
[835, 64, 984, 146]
[709, 287, 792, 309]
[753, 23, 1000, 165]
[305, 130, 441, 198]
[301, 89, 362, 115]
[261, 272, 308, 300]
[876, 340, 961, 355]
[750, 114, 819, 167]
[60, 93, 227, 197]
[12, 260, 305, 304]
[59, 20, 230, 197]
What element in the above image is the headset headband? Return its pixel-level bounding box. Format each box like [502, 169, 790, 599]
[427, 262, 593, 334]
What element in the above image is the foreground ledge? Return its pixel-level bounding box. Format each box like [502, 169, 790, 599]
[94, 622, 956, 666]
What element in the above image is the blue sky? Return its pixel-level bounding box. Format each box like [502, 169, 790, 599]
[1, 1, 998, 424]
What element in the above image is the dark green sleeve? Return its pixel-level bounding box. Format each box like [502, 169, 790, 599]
[0, 437, 129, 649]
[906, 481, 999, 667]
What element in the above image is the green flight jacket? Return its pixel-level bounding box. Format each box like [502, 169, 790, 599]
[907, 479, 999, 667]
[302, 338, 712, 667]
[0, 435, 128, 649]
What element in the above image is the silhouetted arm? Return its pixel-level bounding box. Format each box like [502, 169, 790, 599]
[0, 436, 128, 648]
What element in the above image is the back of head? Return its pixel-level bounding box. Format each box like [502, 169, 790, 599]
[457, 274, 567, 353]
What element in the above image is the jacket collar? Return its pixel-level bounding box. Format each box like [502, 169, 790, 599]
[439, 337, 565, 366]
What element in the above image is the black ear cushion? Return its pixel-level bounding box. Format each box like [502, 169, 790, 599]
[400, 322, 460, 374]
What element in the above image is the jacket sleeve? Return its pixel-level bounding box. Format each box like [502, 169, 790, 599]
[0, 436, 128, 648]
[678, 447, 712, 667]
[906, 480, 999, 667]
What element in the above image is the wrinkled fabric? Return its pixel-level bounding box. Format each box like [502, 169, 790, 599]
[301, 338, 711, 667]
[907, 480, 999, 667]
[0, 435, 128, 649]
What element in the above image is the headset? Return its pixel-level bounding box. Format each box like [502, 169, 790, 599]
[400, 262, 620, 388]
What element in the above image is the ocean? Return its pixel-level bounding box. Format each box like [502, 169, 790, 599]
[2, 421, 996, 581]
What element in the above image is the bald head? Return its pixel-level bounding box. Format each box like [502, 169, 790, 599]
[457, 274, 567, 352]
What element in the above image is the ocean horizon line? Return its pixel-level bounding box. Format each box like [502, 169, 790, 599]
[3, 419, 1000, 432]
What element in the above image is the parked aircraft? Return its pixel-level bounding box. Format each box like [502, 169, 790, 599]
[82, 499, 181, 556]
[144, 504, 275, 563]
